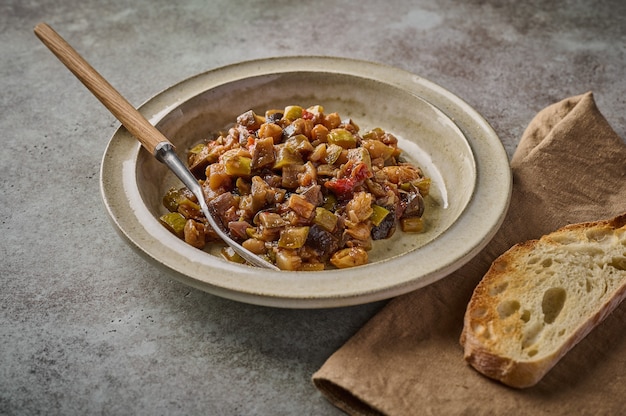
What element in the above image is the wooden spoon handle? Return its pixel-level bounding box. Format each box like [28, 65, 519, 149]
[34, 22, 170, 155]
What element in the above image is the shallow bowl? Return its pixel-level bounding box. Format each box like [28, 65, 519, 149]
[101, 57, 511, 308]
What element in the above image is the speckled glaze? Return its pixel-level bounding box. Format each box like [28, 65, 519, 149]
[101, 57, 511, 308]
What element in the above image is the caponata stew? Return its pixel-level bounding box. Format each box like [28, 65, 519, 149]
[160, 105, 430, 270]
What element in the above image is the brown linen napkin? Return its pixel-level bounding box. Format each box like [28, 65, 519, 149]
[313, 92, 626, 415]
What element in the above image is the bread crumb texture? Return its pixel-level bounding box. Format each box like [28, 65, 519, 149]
[461, 214, 626, 388]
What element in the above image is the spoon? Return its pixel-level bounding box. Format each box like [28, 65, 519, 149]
[34, 22, 280, 270]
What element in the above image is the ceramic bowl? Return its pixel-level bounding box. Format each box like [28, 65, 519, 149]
[101, 57, 511, 308]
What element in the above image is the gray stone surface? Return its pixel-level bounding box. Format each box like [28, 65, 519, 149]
[1, 0, 625, 414]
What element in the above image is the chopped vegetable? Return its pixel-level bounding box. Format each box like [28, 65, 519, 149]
[159, 212, 187, 238]
[224, 154, 252, 176]
[283, 105, 303, 121]
[400, 217, 424, 233]
[330, 247, 369, 269]
[278, 226, 310, 249]
[314, 207, 338, 232]
[370, 204, 390, 226]
[327, 128, 357, 149]
[161, 105, 431, 270]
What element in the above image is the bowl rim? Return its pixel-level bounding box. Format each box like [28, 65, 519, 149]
[100, 56, 512, 308]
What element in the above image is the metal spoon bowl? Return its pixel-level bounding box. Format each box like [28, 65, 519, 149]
[34, 22, 279, 270]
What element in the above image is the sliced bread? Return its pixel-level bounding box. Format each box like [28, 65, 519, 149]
[460, 213, 626, 388]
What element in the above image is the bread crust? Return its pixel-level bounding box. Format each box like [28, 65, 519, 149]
[460, 213, 626, 388]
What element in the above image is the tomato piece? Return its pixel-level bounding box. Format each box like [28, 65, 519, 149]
[324, 161, 372, 198]
[324, 177, 355, 197]
[301, 109, 314, 120]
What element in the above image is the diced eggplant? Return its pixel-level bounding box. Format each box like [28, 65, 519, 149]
[300, 184, 323, 207]
[285, 134, 314, 156]
[242, 238, 267, 255]
[250, 176, 275, 212]
[281, 164, 303, 189]
[254, 211, 286, 228]
[288, 194, 315, 219]
[371, 209, 396, 240]
[273, 145, 303, 169]
[264, 109, 283, 123]
[184, 219, 207, 249]
[310, 124, 329, 143]
[228, 220, 252, 241]
[306, 224, 339, 257]
[400, 190, 425, 218]
[188, 144, 215, 178]
[250, 137, 276, 169]
[208, 192, 238, 228]
[236, 110, 265, 130]
[362, 139, 395, 161]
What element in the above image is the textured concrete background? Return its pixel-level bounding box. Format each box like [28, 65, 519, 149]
[1, 0, 625, 414]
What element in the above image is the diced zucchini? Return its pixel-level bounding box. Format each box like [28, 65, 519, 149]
[322, 194, 337, 211]
[363, 139, 395, 160]
[400, 217, 424, 233]
[188, 143, 206, 154]
[370, 204, 390, 226]
[159, 212, 187, 238]
[415, 177, 431, 196]
[283, 105, 303, 121]
[314, 207, 338, 232]
[224, 155, 252, 176]
[299, 262, 325, 271]
[362, 127, 385, 141]
[278, 226, 310, 249]
[162, 187, 185, 212]
[327, 128, 357, 149]
[221, 246, 246, 264]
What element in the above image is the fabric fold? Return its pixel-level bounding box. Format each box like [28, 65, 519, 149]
[313, 92, 626, 415]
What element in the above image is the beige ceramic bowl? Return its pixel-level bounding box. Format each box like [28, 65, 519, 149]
[100, 57, 511, 308]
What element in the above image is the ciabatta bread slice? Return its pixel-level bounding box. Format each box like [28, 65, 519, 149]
[460, 213, 626, 388]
